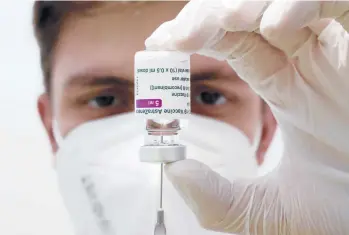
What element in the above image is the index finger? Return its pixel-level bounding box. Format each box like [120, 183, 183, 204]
[145, 0, 225, 52]
[145, 0, 270, 52]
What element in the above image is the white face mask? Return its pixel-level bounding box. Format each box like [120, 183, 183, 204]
[54, 113, 261, 235]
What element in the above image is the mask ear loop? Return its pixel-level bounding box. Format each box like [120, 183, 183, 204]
[52, 119, 64, 169]
[52, 119, 64, 147]
[251, 121, 263, 154]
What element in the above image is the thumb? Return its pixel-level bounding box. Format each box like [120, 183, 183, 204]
[165, 159, 286, 234]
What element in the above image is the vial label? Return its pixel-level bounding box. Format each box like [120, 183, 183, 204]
[134, 51, 191, 118]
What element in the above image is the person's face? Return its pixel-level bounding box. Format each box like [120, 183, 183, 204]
[38, 2, 276, 164]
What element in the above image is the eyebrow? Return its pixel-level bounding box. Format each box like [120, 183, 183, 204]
[64, 70, 216, 90]
[191, 72, 216, 81]
[64, 74, 132, 89]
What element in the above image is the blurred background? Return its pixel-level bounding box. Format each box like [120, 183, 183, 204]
[0, 1, 282, 235]
[0, 1, 75, 235]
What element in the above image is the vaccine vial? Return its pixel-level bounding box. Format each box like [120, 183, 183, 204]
[134, 50, 190, 163]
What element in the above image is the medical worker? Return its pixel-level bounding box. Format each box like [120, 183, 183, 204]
[145, 1, 349, 235]
[33, 1, 276, 235]
[32, 1, 347, 235]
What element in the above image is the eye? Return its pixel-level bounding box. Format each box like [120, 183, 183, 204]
[195, 90, 227, 105]
[88, 95, 120, 108]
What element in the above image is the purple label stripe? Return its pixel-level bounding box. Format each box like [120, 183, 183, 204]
[136, 99, 162, 108]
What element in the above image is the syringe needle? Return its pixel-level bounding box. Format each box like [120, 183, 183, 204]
[160, 163, 164, 209]
[154, 163, 166, 235]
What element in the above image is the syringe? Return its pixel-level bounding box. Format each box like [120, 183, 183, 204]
[139, 120, 185, 235]
[135, 50, 190, 234]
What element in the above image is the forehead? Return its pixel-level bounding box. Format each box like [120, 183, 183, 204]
[52, 1, 227, 87]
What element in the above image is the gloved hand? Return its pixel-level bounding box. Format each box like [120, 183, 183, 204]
[145, 1, 349, 234]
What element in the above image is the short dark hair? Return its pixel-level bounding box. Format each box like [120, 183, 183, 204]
[33, 1, 99, 93]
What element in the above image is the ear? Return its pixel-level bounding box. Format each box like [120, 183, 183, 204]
[256, 104, 277, 165]
[38, 93, 58, 153]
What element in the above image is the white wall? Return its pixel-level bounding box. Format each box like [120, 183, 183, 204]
[0, 2, 282, 235]
[0, 2, 74, 235]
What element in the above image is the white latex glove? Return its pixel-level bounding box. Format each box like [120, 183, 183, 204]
[145, 1, 349, 234]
